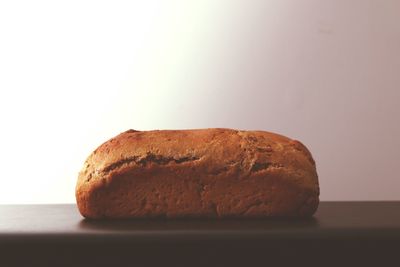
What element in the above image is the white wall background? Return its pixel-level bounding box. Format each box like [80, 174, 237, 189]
[0, 0, 399, 203]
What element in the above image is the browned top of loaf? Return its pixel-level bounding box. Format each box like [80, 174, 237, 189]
[77, 128, 318, 196]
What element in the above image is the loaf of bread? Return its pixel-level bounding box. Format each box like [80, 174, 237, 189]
[76, 128, 319, 219]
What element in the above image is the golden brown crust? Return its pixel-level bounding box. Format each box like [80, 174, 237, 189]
[76, 128, 319, 219]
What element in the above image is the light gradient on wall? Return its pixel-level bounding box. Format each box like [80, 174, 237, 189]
[0, 0, 399, 203]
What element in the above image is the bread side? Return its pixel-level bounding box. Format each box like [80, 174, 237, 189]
[76, 128, 319, 218]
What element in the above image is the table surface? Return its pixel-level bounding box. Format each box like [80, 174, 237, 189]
[1, 201, 400, 238]
[1, 202, 400, 267]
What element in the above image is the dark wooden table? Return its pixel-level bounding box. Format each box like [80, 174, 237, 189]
[0, 202, 399, 266]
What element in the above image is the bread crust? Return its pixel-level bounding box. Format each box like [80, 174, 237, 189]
[76, 128, 319, 218]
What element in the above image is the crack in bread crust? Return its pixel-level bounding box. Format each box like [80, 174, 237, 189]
[102, 153, 201, 174]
